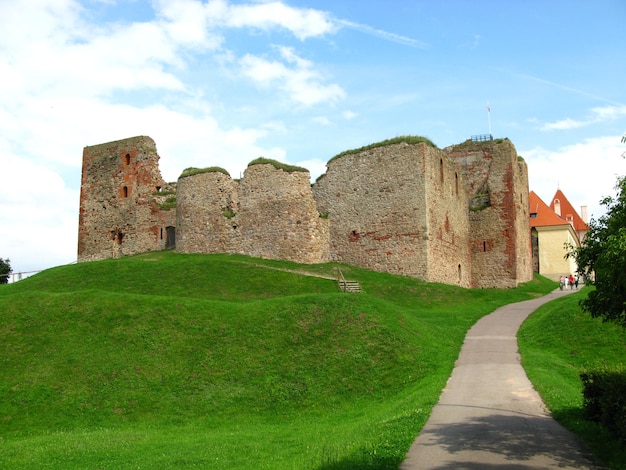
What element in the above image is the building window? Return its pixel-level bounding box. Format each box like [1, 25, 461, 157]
[125, 153, 131, 165]
[123, 186, 128, 197]
[439, 158, 444, 183]
[455, 172, 458, 195]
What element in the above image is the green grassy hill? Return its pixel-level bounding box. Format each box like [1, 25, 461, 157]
[0, 252, 556, 469]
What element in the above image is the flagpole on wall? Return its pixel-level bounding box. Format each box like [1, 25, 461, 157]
[487, 102, 492, 137]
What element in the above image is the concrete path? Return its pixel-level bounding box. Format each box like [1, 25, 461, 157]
[401, 288, 601, 469]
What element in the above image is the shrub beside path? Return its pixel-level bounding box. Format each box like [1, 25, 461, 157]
[401, 288, 602, 469]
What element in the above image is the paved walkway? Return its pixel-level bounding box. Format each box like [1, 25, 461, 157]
[401, 288, 602, 469]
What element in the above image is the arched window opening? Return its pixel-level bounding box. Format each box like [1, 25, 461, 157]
[458, 264, 462, 283]
[123, 186, 128, 197]
[117, 232, 124, 245]
[483, 240, 487, 252]
[455, 172, 459, 195]
[160, 228, 163, 240]
[125, 153, 131, 165]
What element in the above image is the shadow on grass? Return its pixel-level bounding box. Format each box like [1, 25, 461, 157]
[552, 405, 626, 469]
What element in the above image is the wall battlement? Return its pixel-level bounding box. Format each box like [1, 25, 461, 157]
[78, 135, 532, 288]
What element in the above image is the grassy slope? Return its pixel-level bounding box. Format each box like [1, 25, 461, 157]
[0, 252, 555, 469]
[519, 289, 626, 469]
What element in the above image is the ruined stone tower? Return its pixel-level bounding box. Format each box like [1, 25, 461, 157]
[77, 135, 533, 289]
[445, 139, 532, 288]
[77, 136, 176, 262]
[175, 162, 330, 264]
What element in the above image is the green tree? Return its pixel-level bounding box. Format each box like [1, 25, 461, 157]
[570, 176, 626, 326]
[0, 258, 12, 284]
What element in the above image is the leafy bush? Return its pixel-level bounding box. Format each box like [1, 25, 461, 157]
[580, 366, 626, 443]
[0, 258, 11, 284]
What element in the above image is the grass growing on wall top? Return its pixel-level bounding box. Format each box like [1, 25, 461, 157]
[248, 157, 308, 173]
[328, 135, 438, 164]
[157, 196, 176, 211]
[179, 166, 230, 179]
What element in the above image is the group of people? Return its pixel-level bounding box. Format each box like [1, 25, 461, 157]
[559, 274, 579, 290]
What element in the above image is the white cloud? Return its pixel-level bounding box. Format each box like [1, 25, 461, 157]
[225, 1, 337, 39]
[293, 158, 328, 181]
[542, 105, 626, 131]
[524, 135, 626, 221]
[240, 46, 345, 106]
[154, 0, 223, 49]
[542, 117, 587, 131]
[0, 153, 79, 273]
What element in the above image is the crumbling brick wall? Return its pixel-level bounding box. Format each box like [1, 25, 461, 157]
[445, 139, 532, 288]
[77, 136, 175, 262]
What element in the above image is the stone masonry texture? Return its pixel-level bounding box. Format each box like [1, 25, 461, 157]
[78, 136, 176, 262]
[78, 136, 532, 288]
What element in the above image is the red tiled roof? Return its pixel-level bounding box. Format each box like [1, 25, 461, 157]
[550, 189, 589, 232]
[529, 191, 569, 228]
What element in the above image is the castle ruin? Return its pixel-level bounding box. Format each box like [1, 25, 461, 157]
[78, 135, 532, 288]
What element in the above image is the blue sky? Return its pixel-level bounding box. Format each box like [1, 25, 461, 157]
[1, 0, 625, 276]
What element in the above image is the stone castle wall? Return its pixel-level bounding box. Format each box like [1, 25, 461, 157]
[423, 146, 472, 286]
[77, 136, 532, 289]
[78, 136, 176, 262]
[313, 142, 472, 286]
[237, 164, 330, 264]
[446, 140, 532, 287]
[176, 164, 330, 264]
[176, 170, 240, 254]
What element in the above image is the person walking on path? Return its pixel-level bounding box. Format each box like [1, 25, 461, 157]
[401, 288, 600, 469]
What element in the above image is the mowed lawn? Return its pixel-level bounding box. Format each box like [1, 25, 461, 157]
[1, 252, 616, 469]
